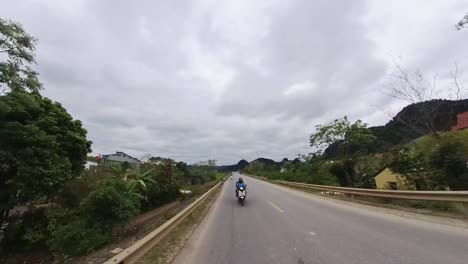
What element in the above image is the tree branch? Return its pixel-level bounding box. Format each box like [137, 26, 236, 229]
[450, 62, 464, 100]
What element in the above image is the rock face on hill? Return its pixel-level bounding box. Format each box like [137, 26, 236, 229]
[217, 159, 250, 172]
[218, 157, 295, 172]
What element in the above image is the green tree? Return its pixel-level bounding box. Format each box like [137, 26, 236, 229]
[310, 116, 375, 157]
[329, 160, 355, 187]
[310, 116, 375, 186]
[354, 155, 382, 188]
[176, 161, 189, 176]
[0, 92, 91, 226]
[389, 146, 440, 190]
[429, 136, 468, 190]
[390, 131, 468, 190]
[0, 18, 41, 93]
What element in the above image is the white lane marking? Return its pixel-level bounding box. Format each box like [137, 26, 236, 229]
[267, 200, 284, 213]
[309, 231, 316, 236]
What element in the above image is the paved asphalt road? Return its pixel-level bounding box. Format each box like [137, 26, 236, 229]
[173, 174, 468, 264]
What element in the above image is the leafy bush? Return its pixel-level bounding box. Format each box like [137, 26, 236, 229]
[47, 179, 139, 257]
[390, 131, 468, 190]
[50, 220, 109, 257]
[429, 134, 468, 190]
[80, 179, 140, 228]
[143, 164, 183, 209]
[1, 210, 49, 252]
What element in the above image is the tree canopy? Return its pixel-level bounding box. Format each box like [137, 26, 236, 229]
[0, 91, 91, 216]
[310, 116, 375, 157]
[0, 18, 41, 93]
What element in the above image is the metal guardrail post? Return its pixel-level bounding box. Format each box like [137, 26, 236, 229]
[463, 202, 468, 219]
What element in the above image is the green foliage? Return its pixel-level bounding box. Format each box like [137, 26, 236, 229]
[310, 116, 351, 153]
[346, 121, 376, 150]
[244, 158, 338, 186]
[429, 133, 468, 190]
[215, 172, 228, 181]
[80, 179, 140, 228]
[390, 131, 468, 190]
[310, 116, 375, 157]
[48, 179, 139, 257]
[0, 92, 91, 220]
[20, 162, 186, 259]
[143, 163, 183, 209]
[188, 160, 217, 183]
[353, 155, 384, 188]
[50, 220, 109, 257]
[0, 18, 41, 93]
[1, 209, 49, 253]
[124, 166, 156, 197]
[389, 146, 437, 190]
[329, 160, 356, 187]
[308, 117, 377, 187]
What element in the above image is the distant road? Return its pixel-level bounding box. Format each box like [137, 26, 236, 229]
[173, 174, 468, 264]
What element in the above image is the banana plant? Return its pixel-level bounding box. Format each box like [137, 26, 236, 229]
[125, 167, 156, 194]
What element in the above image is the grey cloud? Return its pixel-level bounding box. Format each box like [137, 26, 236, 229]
[215, 0, 388, 120]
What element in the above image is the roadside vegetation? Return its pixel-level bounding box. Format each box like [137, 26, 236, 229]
[0, 18, 222, 263]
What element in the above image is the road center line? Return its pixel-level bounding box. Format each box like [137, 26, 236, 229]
[267, 200, 284, 213]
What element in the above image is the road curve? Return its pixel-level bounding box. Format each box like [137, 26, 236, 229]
[173, 174, 468, 264]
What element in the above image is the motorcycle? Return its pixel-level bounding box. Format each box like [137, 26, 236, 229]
[237, 185, 247, 206]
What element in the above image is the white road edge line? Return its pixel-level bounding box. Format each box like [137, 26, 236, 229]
[267, 200, 284, 213]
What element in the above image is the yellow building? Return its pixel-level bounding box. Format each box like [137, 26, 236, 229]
[374, 168, 406, 190]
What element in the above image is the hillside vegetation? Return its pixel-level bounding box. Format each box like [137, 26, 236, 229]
[240, 101, 468, 191]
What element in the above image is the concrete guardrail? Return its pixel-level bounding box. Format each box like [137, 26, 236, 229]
[103, 181, 223, 264]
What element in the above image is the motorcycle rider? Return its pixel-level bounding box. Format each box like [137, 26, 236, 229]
[235, 177, 246, 197]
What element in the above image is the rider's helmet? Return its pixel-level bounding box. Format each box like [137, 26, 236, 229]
[238, 177, 243, 183]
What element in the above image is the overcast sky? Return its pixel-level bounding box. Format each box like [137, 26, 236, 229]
[3, 0, 468, 164]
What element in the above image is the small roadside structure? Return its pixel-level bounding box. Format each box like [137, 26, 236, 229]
[451, 111, 468, 131]
[101, 151, 141, 165]
[85, 161, 98, 169]
[374, 168, 407, 190]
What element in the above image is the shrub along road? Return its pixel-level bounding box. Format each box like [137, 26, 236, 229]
[173, 174, 468, 264]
